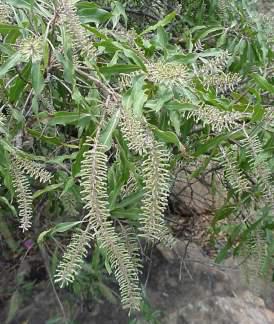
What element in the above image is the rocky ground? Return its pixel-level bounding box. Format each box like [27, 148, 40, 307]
[2, 239, 274, 324]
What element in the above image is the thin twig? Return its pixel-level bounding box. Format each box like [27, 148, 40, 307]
[40, 246, 68, 324]
[76, 68, 120, 101]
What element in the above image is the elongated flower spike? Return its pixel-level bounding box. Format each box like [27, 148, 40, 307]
[145, 61, 191, 88]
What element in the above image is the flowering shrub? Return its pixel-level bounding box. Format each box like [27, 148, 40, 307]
[0, 0, 274, 315]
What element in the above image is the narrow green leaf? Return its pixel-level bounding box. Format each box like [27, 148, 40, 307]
[194, 26, 224, 43]
[252, 74, 274, 94]
[123, 76, 147, 117]
[0, 52, 22, 77]
[31, 62, 44, 95]
[111, 190, 144, 211]
[0, 197, 17, 216]
[104, 258, 113, 275]
[42, 112, 91, 126]
[195, 134, 229, 156]
[153, 128, 181, 147]
[100, 110, 120, 150]
[77, 2, 111, 24]
[37, 221, 82, 245]
[99, 64, 141, 75]
[33, 183, 64, 200]
[165, 101, 197, 111]
[0, 24, 20, 34]
[5, 0, 34, 9]
[6, 291, 22, 324]
[141, 11, 176, 35]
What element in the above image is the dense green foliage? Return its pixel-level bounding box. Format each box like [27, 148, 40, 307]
[0, 0, 274, 319]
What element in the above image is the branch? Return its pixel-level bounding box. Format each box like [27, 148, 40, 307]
[75, 68, 120, 102]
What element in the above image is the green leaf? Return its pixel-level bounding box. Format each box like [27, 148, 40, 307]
[27, 129, 61, 146]
[155, 26, 169, 48]
[121, 48, 146, 70]
[60, 178, 76, 197]
[111, 190, 144, 211]
[0, 197, 17, 216]
[0, 24, 20, 34]
[252, 74, 274, 94]
[215, 243, 230, 263]
[198, 48, 224, 58]
[42, 112, 91, 126]
[123, 75, 147, 117]
[77, 2, 111, 24]
[170, 111, 181, 135]
[100, 110, 120, 150]
[251, 105, 265, 122]
[4, 0, 34, 9]
[27, 128, 78, 148]
[165, 101, 197, 111]
[215, 224, 242, 263]
[104, 258, 113, 275]
[33, 183, 64, 200]
[99, 64, 141, 76]
[145, 85, 173, 112]
[72, 144, 88, 177]
[79, 8, 111, 24]
[111, 208, 140, 220]
[168, 53, 198, 64]
[6, 291, 22, 324]
[9, 63, 31, 102]
[152, 127, 181, 147]
[141, 11, 176, 35]
[97, 282, 117, 304]
[31, 62, 44, 95]
[194, 134, 229, 156]
[111, 1, 127, 28]
[37, 221, 82, 245]
[193, 26, 224, 43]
[0, 52, 22, 77]
[212, 205, 236, 227]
